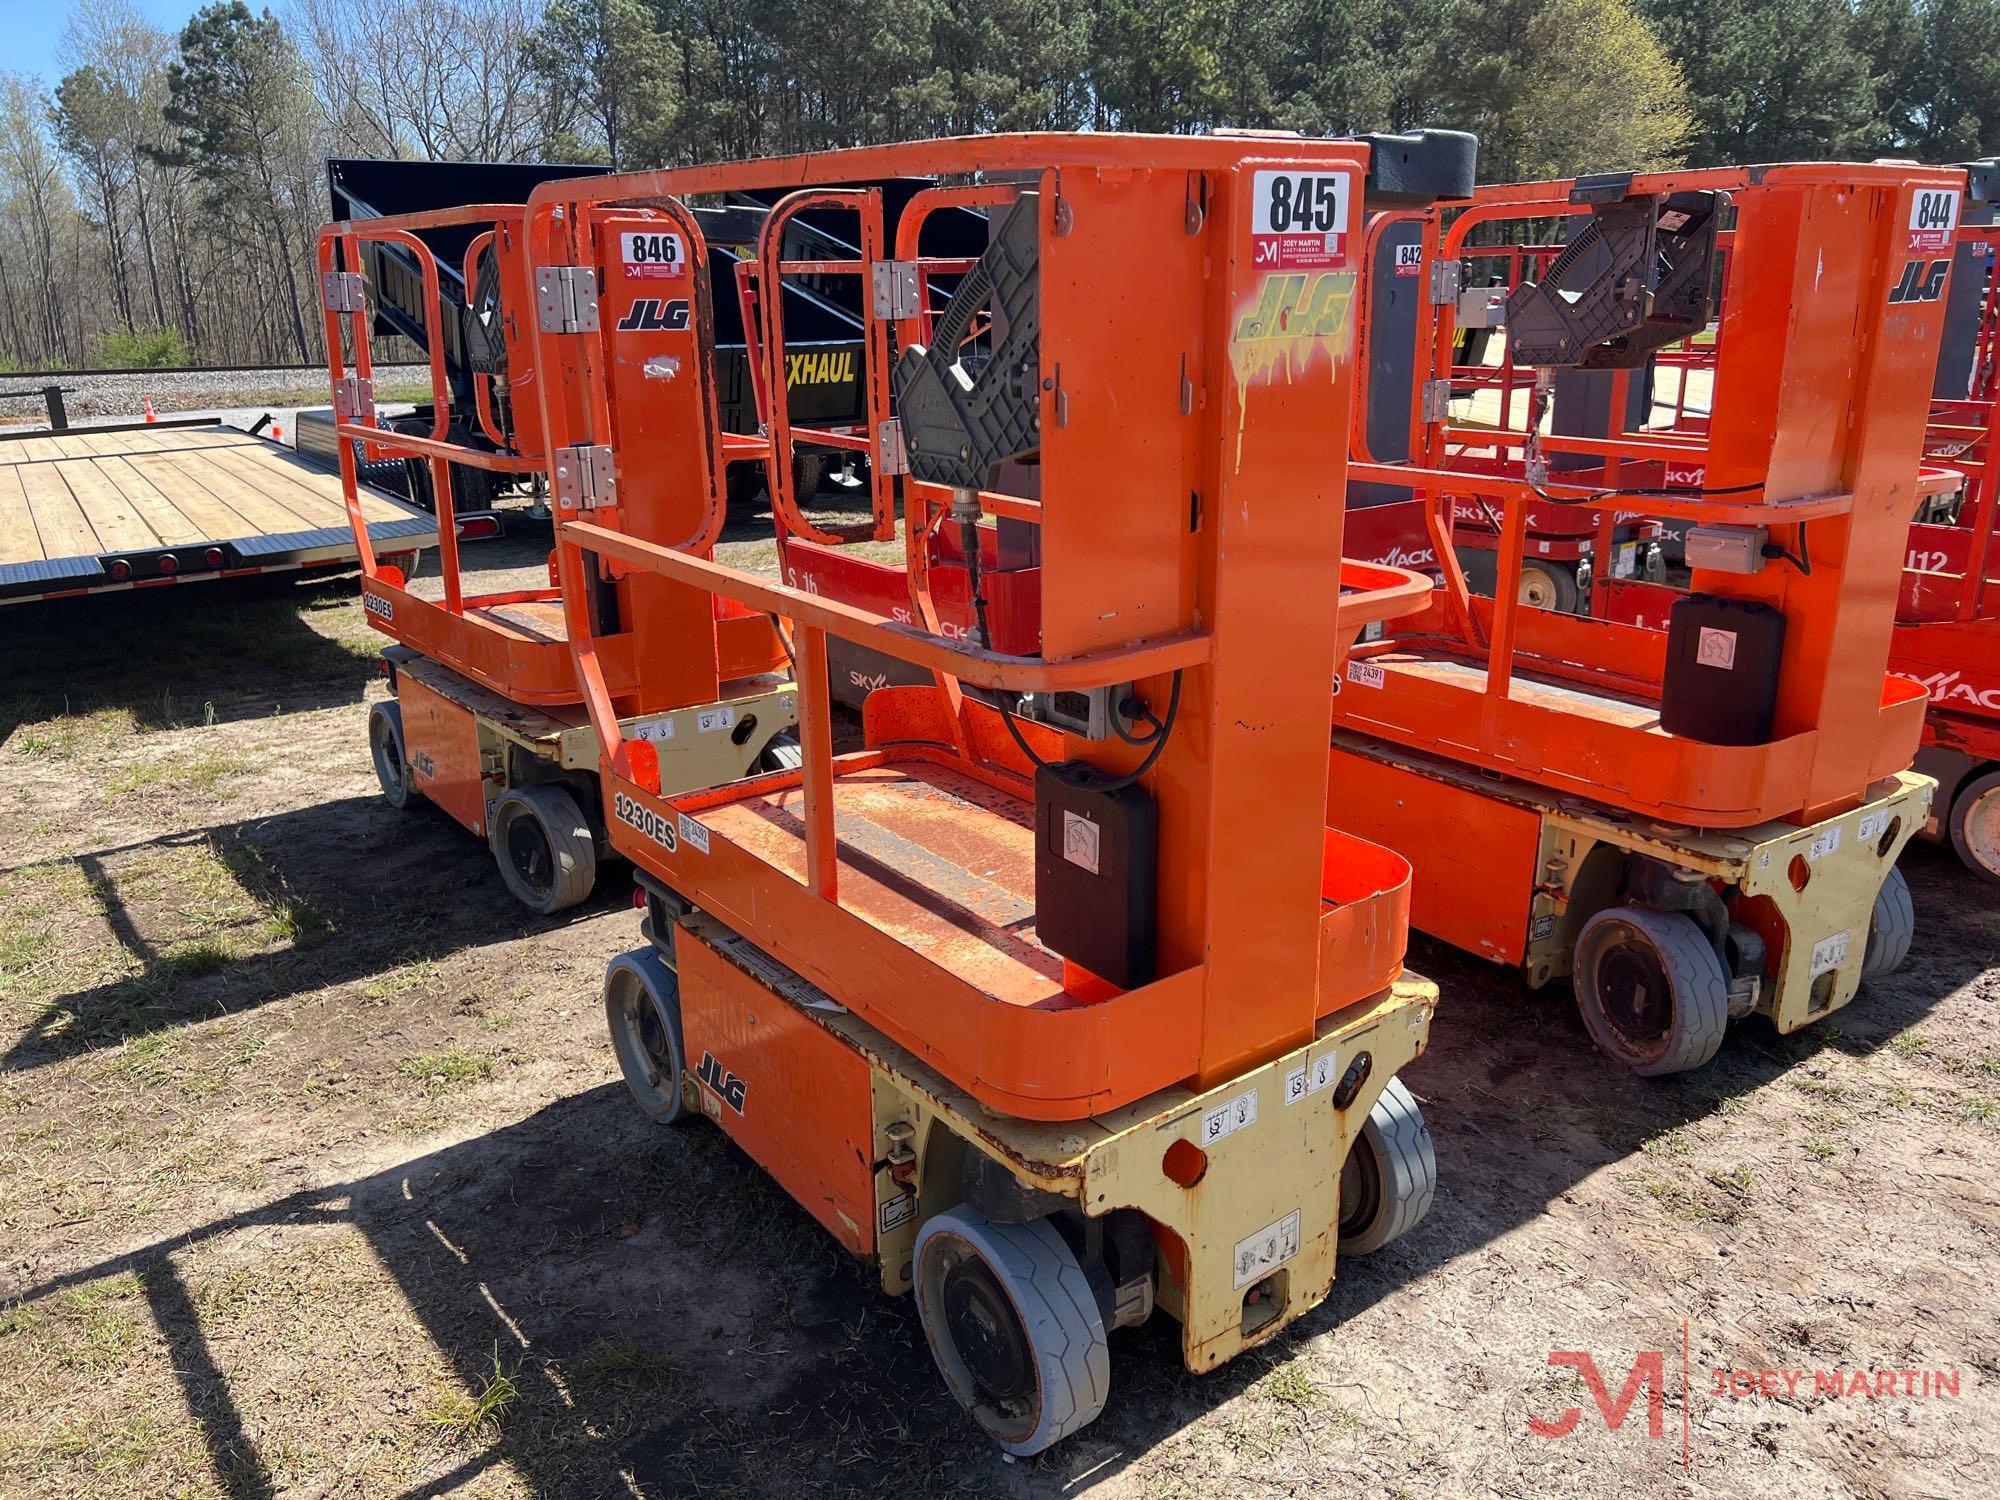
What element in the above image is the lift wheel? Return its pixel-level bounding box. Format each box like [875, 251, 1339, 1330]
[1573, 905, 1729, 1076]
[369, 700, 417, 811]
[1338, 1077, 1437, 1254]
[913, 1208, 1110, 1456]
[488, 784, 597, 914]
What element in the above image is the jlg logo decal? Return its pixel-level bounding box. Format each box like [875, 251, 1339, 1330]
[1232, 272, 1355, 343]
[697, 1051, 747, 1113]
[1889, 258, 1950, 304]
[615, 298, 690, 332]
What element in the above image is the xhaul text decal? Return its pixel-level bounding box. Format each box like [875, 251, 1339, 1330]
[615, 298, 690, 332]
[786, 348, 857, 387]
[614, 791, 678, 851]
[697, 1051, 747, 1112]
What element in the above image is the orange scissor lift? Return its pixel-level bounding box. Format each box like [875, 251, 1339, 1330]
[318, 203, 798, 913]
[1386, 170, 2000, 887]
[1330, 162, 1969, 1077]
[519, 134, 1462, 1452]
[1897, 205, 2000, 880]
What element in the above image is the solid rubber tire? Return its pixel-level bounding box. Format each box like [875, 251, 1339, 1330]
[1339, 1077, 1438, 1255]
[604, 947, 689, 1123]
[1574, 905, 1729, 1076]
[489, 784, 596, 914]
[369, 699, 416, 810]
[1862, 865, 1914, 981]
[913, 1208, 1109, 1456]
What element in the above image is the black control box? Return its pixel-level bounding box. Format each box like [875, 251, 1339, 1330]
[1660, 593, 1787, 745]
[1034, 764, 1158, 990]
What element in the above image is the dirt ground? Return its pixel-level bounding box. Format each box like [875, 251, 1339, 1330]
[1, 519, 1997, 1499]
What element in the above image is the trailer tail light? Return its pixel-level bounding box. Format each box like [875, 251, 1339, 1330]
[204, 547, 225, 568]
[158, 553, 178, 575]
[455, 514, 502, 541]
[107, 558, 131, 580]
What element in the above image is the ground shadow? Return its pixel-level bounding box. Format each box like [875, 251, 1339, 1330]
[10, 846, 1989, 1497]
[0, 793, 626, 1073]
[0, 573, 381, 741]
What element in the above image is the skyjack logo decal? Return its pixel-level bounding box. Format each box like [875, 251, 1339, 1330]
[1918, 668, 2000, 713]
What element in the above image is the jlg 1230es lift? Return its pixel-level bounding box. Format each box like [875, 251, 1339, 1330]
[525, 131, 1471, 1451]
[319, 203, 798, 913]
[1332, 162, 1978, 1076]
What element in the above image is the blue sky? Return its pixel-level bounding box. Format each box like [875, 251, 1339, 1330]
[11, 0, 199, 83]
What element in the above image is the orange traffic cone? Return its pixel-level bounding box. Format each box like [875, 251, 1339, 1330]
[143, 397, 156, 423]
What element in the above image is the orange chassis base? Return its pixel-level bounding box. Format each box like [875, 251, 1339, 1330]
[656, 907, 1434, 1374]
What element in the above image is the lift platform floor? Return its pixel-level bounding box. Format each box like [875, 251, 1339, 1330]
[699, 761, 1063, 1008]
[0, 422, 434, 603]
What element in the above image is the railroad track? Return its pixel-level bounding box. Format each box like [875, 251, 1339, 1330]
[0, 363, 427, 426]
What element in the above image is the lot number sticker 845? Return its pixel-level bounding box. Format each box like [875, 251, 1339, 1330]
[1251, 170, 1349, 271]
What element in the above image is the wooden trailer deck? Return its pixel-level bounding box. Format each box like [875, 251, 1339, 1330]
[0, 421, 435, 603]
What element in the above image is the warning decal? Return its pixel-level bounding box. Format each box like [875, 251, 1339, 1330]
[1250, 169, 1350, 271]
[1234, 1208, 1302, 1289]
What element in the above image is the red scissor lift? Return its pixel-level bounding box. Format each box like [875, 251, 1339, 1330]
[1901, 207, 2000, 879]
[319, 202, 799, 913]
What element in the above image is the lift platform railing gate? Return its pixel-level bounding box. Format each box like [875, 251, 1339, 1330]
[318, 206, 544, 614]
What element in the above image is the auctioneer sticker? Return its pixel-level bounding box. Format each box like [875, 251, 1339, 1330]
[1250, 169, 1350, 270]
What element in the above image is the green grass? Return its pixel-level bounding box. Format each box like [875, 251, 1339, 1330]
[1259, 1361, 1317, 1406]
[364, 960, 437, 1001]
[396, 1049, 494, 1094]
[421, 1348, 519, 1444]
[1890, 1031, 1933, 1059]
[105, 751, 236, 799]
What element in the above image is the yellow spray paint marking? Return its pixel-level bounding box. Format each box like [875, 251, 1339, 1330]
[1228, 270, 1356, 468]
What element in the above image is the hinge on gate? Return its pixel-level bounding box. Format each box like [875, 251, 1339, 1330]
[876, 418, 909, 475]
[536, 266, 600, 333]
[321, 271, 365, 313]
[553, 443, 616, 508]
[1428, 259, 1463, 304]
[332, 376, 375, 425]
[1456, 286, 1509, 328]
[1420, 378, 1452, 424]
[871, 260, 921, 321]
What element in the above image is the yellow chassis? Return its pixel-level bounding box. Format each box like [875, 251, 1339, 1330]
[1527, 770, 1933, 1031]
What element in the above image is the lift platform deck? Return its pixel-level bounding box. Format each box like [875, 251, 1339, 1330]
[0, 419, 434, 603]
